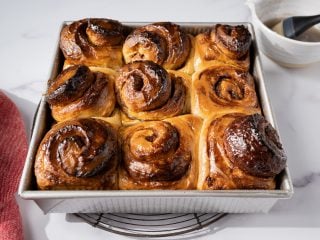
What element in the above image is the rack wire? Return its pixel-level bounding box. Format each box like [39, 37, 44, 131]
[74, 212, 227, 238]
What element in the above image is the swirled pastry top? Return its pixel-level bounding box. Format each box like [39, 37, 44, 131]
[34, 118, 119, 190]
[213, 24, 251, 59]
[46, 65, 116, 121]
[119, 115, 201, 190]
[194, 24, 251, 71]
[198, 113, 286, 190]
[115, 60, 189, 121]
[123, 121, 189, 182]
[223, 113, 287, 178]
[60, 18, 125, 68]
[192, 65, 260, 119]
[123, 22, 191, 70]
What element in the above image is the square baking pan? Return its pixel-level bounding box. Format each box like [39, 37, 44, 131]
[18, 22, 294, 214]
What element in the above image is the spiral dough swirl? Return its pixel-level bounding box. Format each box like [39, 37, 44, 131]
[116, 61, 187, 120]
[192, 66, 259, 118]
[213, 24, 252, 59]
[194, 24, 251, 71]
[122, 121, 191, 182]
[60, 18, 124, 68]
[35, 118, 119, 190]
[123, 22, 191, 70]
[201, 113, 287, 190]
[46, 65, 116, 121]
[223, 114, 287, 178]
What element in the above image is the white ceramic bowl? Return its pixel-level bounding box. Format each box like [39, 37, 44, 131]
[247, 0, 320, 67]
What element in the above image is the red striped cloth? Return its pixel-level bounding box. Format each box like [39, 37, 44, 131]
[0, 91, 28, 240]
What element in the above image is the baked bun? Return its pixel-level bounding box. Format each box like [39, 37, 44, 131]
[122, 22, 192, 71]
[191, 65, 260, 119]
[35, 118, 119, 190]
[194, 24, 251, 72]
[46, 65, 116, 122]
[119, 115, 202, 190]
[198, 113, 287, 190]
[60, 18, 125, 69]
[115, 61, 190, 124]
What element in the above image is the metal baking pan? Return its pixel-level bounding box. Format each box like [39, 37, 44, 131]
[18, 22, 294, 214]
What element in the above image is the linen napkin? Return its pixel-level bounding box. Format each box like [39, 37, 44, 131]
[0, 91, 28, 240]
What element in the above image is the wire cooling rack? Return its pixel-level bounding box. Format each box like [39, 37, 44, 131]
[73, 212, 227, 238]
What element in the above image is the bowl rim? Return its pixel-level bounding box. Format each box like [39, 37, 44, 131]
[251, 6, 320, 47]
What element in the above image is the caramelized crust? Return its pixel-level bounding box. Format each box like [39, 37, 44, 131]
[119, 115, 202, 189]
[34, 118, 119, 190]
[46, 65, 116, 122]
[115, 61, 190, 122]
[60, 18, 125, 69]
[123, 22, 191, 70]
[198, 113, 287, 190]
[224, 114, 287, 178]
[194, 24, 251, 72]
[191, 65, 260, 119]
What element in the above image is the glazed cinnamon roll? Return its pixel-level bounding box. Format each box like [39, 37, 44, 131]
[194, 24, 251, 72]
[115, 61, 190, 124]
[60, 18, 125, 69]
[198, 113, 287, 190]
[122, 22, 192, 71]
[35, 118, 119, 190]
[119, 115, 202, 190]
[46, 65, 116, 122]
[191, 65, 260, 119]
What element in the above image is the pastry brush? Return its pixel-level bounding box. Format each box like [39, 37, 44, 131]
[272, 14, 320, 39]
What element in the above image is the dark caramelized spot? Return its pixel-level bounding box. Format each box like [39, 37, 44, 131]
[224, 114, 286, 178]
[206, 176, 214, 187]
[145, 134, 156, 142]
[140, 30, 167, 63]
[215, 24, 252, 58]
[86, 18, 124, 46]
[132, 74, 144, 91]
[46, 65, 94, 105]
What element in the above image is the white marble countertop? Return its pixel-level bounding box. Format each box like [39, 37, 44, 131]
[1, 0, 320, 239]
